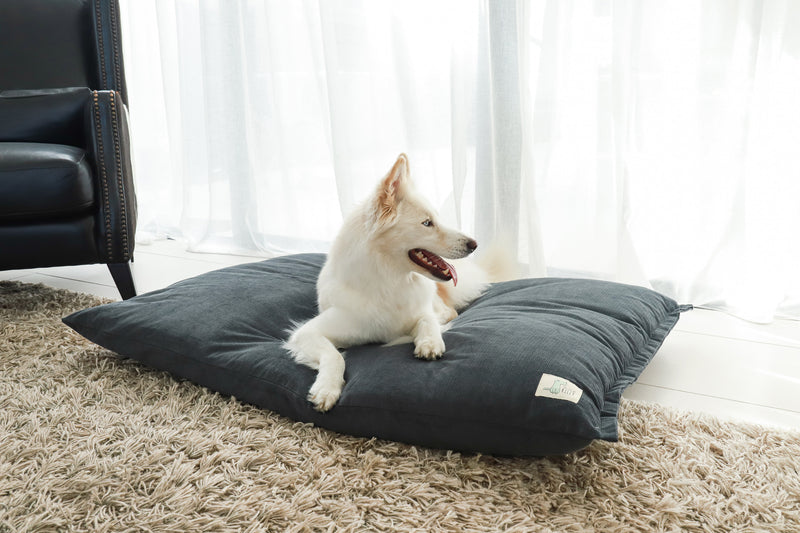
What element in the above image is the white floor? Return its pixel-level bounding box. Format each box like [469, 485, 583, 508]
[3, 239, 800, 432]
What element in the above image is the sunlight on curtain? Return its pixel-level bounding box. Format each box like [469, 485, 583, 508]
[519, 1, 800, 321]
[119, 0, 800, 321]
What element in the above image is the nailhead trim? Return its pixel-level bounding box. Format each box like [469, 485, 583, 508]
[94, 0, 108, 90]
[93, 2, 130, 262]
[93, 91, 113, 260]
[109, 91, 130, 260]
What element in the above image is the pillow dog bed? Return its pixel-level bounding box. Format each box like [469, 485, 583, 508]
[64, 253, 689, 456]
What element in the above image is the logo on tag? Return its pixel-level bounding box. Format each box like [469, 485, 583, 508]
[535, 374, 583, 403]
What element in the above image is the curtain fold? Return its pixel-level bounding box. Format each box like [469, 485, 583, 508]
[119, 0, 800, 321]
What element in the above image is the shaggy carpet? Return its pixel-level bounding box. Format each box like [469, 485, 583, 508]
[1, 281, 799, 532]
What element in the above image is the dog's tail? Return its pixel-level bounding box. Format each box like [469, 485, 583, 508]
[475, 240, 521, 283]
[439, 242, 520, 313]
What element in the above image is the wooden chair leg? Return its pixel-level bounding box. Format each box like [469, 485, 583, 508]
[108, 261, 137, 300]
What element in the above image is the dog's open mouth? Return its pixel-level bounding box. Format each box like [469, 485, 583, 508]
[408, 249, 457, 286]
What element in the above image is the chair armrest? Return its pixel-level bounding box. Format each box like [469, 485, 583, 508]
[0, 87, 93, 147]
[84, 89, 137, 263]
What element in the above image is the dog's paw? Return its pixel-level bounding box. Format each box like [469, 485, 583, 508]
[307, 379, 343, 412]
[414, 336, 445, 360]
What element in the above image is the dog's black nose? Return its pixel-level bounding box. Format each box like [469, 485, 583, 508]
[466, 239, 478, 252]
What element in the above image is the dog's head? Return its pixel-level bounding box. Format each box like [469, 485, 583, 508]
[369, 154, 477, 285]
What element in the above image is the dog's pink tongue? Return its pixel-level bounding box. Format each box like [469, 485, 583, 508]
[446, 259, 458, 286]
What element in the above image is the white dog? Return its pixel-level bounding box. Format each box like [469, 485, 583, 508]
[286, 154, 498, 412]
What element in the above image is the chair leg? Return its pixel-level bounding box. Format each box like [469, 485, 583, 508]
[108, 262, 137, 300]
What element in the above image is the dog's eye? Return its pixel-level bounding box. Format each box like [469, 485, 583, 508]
[422, 219, 434, 227]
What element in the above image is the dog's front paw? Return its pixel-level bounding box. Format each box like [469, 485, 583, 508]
[308, 378, 343, 412]
[414, 336, 445, 360]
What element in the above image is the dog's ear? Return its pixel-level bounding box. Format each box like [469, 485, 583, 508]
[374, 153, 409, 224]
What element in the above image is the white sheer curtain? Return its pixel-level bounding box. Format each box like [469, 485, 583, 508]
[119, 0, 800, 322]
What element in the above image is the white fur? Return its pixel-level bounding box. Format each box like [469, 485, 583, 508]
[285, 154, 492, 412]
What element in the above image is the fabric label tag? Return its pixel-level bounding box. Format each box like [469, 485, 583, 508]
[535, 374, 583, 403]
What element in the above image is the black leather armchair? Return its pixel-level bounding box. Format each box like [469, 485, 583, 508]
[0, 0, 137, 299]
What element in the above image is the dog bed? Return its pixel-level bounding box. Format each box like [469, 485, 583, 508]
[63, 253, 689, 456]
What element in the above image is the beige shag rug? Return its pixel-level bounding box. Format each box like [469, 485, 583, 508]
[1, 281, 799, 532]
